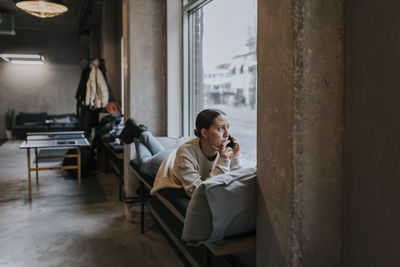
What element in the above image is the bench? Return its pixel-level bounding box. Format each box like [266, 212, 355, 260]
[100, 139, 124, 201]
[129, 137, 256, 267]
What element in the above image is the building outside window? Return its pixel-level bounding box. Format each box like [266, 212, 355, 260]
[186, 0, 257, 167]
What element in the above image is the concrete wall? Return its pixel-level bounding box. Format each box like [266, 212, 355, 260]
[257, 0, 343, 266]
[343, 0, 400, 266]
[101, 0, 122, 103]
[0, 30, 89, 137]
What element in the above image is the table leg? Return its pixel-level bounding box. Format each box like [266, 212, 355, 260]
[34, 148, 39, 184]
[77, 147, 81, 195]
[27, 148, 32, 201]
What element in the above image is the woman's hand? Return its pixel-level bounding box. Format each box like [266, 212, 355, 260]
[212, 140, 229, 159]
[231, 141, 240, 159]
[217, 139, 240, 159]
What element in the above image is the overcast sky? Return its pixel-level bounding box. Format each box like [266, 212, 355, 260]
[202, 0, 256, 70]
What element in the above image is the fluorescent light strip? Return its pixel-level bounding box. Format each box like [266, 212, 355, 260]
[10, 60, 44, 65]
[0, 54, 44, 65]
[1, 54, 41, 59]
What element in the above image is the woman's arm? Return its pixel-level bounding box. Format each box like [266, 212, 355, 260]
[230, 157, 241, 171]
[174, 154, 231, 196]
[174, 159, 203, 196]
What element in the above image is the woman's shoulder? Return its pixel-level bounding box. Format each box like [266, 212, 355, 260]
[177, 138, 201, 155]
[178, 137, 199, 148]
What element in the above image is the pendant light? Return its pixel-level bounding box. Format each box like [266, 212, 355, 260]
[15, 0, 68, 18]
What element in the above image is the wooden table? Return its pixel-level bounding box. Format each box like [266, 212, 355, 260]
[19, 131, 90, 201]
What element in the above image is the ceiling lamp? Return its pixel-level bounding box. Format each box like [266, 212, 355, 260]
[15, 0, 68, 18]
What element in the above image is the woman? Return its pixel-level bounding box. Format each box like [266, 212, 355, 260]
[120, 109, 241, 197]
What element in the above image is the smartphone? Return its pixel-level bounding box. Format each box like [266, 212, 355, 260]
[227, 135, 237, 150]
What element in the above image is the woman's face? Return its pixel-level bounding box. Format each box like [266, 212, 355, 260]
[202, 115, 230, 148]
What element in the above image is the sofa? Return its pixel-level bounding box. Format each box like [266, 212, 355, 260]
[12, 112, 80, 139]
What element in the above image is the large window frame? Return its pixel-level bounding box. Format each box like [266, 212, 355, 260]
[183, 0, 257, 132]
[183, 0, 212, 136]
[182, 0, 257, 167]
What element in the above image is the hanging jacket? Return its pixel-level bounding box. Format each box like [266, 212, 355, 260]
[98, 58, 115, 102]
[75, 59, 91, 115]
[85, 59, 110, 109]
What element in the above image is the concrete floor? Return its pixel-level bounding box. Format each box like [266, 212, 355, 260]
[0, 141, 184, 267]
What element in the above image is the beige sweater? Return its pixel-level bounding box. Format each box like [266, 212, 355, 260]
[150, 138, 241, 196]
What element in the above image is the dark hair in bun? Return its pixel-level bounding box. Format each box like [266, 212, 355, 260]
[194, 109, 227, 138]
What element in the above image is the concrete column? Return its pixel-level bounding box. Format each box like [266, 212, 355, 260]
[122, 0, 167, 215]
[257, 0, 344, 266]
[127, 0, 166, 135]
[122, 0, 134, 201]
[166, 0, 183, 137]
[343, 0, 400, 266]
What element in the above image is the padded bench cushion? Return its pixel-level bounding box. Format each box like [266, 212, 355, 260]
[130, 159, 155, 187]
[130, 159, 190, 217]
[158, 188, 190, 217]
[107, 141, 124, 153]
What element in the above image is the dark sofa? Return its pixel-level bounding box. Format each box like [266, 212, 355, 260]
[12, 112, 80, 139]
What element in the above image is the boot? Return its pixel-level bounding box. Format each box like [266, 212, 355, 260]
[119, 118, 147, 144]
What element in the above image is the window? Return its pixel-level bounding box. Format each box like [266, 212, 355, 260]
[185, 0, 257, 167]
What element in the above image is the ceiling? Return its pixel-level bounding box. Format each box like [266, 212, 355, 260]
[0, 0, 102, 35]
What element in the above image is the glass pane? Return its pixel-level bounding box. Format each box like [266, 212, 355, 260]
[191, 0, 257, 168]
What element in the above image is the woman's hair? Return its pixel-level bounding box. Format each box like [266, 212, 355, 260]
[194, 109, 227, 138]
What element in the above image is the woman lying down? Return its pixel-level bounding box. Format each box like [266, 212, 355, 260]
[119, 109, 241, 197]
